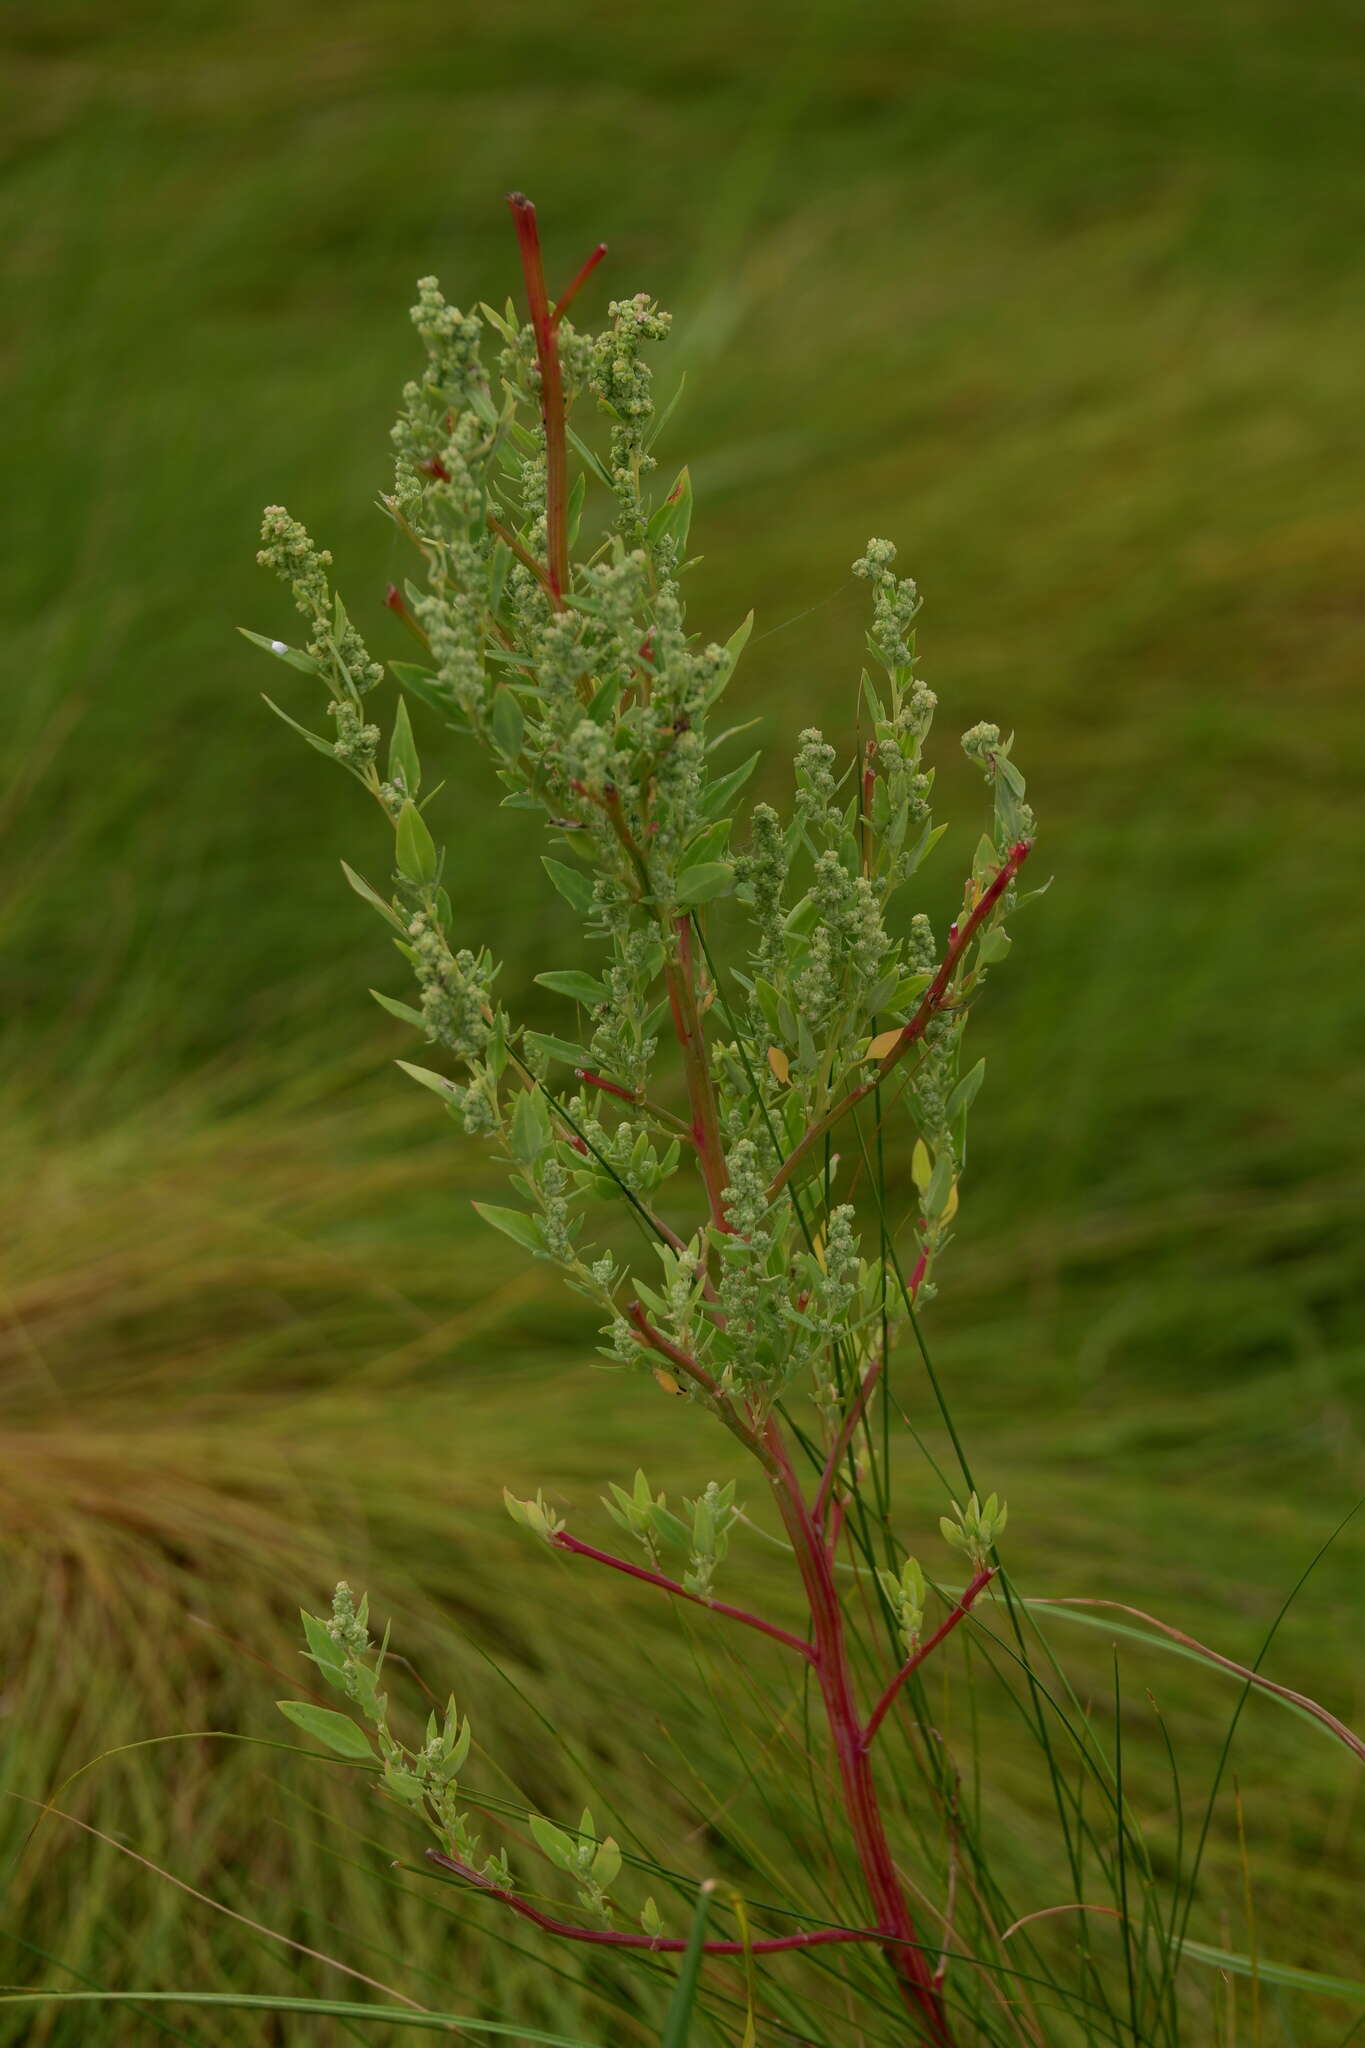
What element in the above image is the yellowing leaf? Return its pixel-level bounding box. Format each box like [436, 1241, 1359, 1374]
[944, 1179, 960, 1221]
[767, 1045, 790, 1086]
[866, 1027, 903, 1060]
[911, 1139, 932, 1193]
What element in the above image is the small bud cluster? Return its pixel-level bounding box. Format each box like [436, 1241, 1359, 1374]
[291, 1583, 501, 1883]
[877, 1555, 928, 1658]
[852, 536, 922, 671]
[941, 1490, 1009, 1570]
[530, 1807, 622, 1926]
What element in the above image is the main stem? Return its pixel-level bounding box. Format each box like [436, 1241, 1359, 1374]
[761, 1419, 955, 2044]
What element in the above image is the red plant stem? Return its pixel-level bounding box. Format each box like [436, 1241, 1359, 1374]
[384, 583, 433, 654]
[574, 1067, 638, 1104]
[551, 1531, 816, 1663]
[862, 1569, 997, 1752]
[760, 1418, 955, 2044]
[664, 914, 732, 1233]
[426, 1852, 887, 1953]
[625, 1302, 771, 1467]
[552, 240, 608, 323]
[507, 194, 569, 606]
[812, 1355, 884, 1527]
[768, 841, 1032, 1201]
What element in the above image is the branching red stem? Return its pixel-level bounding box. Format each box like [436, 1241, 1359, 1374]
[863, 1569, 997, 1751]
[624, 1302, 771, 1466]
[813, 1355, 883, 1528]
[551, 1531, 815, 1663]
[553, 241, 608, 324]
[507, 194, 569, 605]
[426, 1852, 886, 1952]
[760, 1418, 955, 2043]
[768, 841, 1032, 1200]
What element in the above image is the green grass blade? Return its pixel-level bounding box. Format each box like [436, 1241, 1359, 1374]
[660, 1883, 714, 2048]
[0, 1992, 601, 2040]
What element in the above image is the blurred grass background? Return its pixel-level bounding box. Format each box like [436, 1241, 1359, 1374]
[2, 0, 1363, 2040]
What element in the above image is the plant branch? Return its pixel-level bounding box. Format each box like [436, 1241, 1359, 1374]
[552, 241, 608, 324]
[426, 1852, 885, 1952]
[812, 1355, 883, 1528]
[863, 1568, 997, 1751]
[507, 193, 569, 606]
[484, 512, 553, 596]
[624, 1302, 774, 1468]
[550, 1531, 815, 1663]
[759, 1417, 956, 2042]
[768, 841, 1032, 1201]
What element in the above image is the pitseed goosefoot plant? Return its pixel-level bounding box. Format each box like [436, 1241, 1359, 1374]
[248, 197, 1364, 2044]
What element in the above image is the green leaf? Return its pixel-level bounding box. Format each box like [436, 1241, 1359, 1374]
[565, 426, 615, 489]
[647, 466, 693, 554]
[976, 926, 1011, 965]
[390, 661, 458, 720]
[486, 537, 512, 617]
[395, 799, 439, 884]
[699, 750, 760, 820]
[276, 1700, 374, 1762]
[946, 1058, 986, 1121]
[724, 610, 755, 668]
[260, 695, 338, 763]
[370, 989, 426, 1031]
[534, 970, 608, 1006]
[490, 686, 524, 760]
[566, 470, 587, 546]
[395, 1060, 461, 1103]
[471, 1203, 545, 1254]
[388, 698, 420, 795]
[509, 1087, 552, 1166]
[529, 1816, 577, 1870]
[541, 856, 595, 916]
[646, 1501, 692, 1550]
[300, 1612, 348, 1694]
[340, 862, 406, 933]
[239, 627, 320, 674]
[675, 861, 735, 907]
[523, 1030, 593, 1068]
[680, 819, 731, 869]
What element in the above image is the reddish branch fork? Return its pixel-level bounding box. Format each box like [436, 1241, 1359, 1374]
[768, 839, 1032, 1201]
[507, 194, 604, 607]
